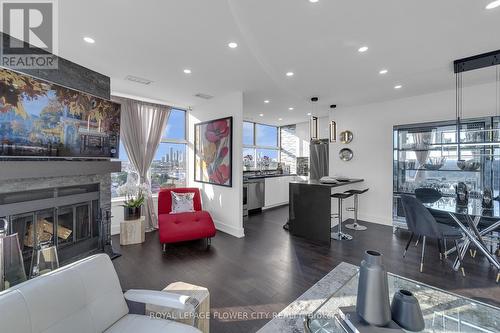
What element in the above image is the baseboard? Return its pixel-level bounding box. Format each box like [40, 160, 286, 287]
[357, 213, 393, 227]
[110, 219, 245, 238]
[262, 202, 288, 210]
[213, 219, 245, 238]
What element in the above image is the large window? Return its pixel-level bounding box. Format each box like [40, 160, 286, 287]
[111, 109, 187, 198]
[243, 121, 279, 170]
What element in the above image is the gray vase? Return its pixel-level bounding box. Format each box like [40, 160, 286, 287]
[391, 290, 425, 332]
[356, 250, 392, 327]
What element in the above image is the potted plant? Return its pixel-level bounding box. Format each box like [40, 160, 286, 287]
[122, 190, 145, 221]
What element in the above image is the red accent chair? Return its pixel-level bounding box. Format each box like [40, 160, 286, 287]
[158, 188, 216, 251]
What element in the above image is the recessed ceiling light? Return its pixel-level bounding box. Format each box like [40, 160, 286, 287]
[379, 69, 388, 75]
[264, 100, 270, 104]
[278, 118, 283, 121]
[309, 0, 319, 3]
[83, 36, 95, 44]
[394, 85, 403, 89]
[307, 112, 312, 116]
[486, 0, 500, 9]
[289, 107, 294, 111]
[259, 113, 264, 117]
[358, 46, 369, 53]
[228, 42, 238, 48]
[286, 72, 294, 77]
[183, 69, 192, 74]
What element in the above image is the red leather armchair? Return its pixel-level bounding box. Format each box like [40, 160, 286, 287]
[158, 188, 216, 251]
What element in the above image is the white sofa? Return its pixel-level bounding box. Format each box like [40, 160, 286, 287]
[0, 254, 202, 333]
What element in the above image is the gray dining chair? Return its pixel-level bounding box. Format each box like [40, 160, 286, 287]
[400, 195, 465, 276]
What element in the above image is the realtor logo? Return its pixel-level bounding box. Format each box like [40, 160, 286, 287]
[0, 0, 58, 69]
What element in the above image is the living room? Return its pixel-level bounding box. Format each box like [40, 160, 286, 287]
[1, 1, 500, 333]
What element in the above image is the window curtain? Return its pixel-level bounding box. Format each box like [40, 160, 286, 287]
[115, 97, 171, 230]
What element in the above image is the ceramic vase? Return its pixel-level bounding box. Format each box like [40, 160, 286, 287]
[391, 289, 425, 332]
[356, 250, 392, 327]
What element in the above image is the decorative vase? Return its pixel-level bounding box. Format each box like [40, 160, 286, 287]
[124, 206, 141, 221]
[356, 250, 392, 327]
[482, 188, 493, 209]
[455, 182, 468, 207]
[391, 289, 425, 332]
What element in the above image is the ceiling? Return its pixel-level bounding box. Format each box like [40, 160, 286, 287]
[55, 0, 500, 125]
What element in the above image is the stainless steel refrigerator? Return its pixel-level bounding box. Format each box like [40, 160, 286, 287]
[309, 139, 329, 180]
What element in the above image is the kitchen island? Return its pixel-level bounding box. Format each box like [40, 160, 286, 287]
[288, 179, 364, 246]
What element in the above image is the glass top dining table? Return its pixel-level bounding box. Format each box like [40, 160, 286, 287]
[424, 197, 500, 280]
[424, 197, 500, 219]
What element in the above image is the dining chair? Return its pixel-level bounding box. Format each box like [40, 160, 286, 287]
[400, 195, 465, 276]
[414, 187, 455, 253]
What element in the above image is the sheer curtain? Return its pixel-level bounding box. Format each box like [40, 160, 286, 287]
[115, 97, 171, 230]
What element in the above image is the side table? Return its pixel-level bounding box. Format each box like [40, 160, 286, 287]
[147, 281, 210, 333]
[120, 216, 145, 245]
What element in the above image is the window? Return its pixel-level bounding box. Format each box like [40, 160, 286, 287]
[111, 109, 187, 198]
[256, 124, 278, 147]
[242, 121, 279, 170]
[243, 122, 254, 145]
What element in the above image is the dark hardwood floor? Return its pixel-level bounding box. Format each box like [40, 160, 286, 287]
[112, 206, 500, 333]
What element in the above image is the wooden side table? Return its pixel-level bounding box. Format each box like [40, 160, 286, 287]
[120, 216, 145, 245]
[147, 281, 210, 333]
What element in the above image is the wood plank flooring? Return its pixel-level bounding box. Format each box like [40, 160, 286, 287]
[112, 206, 500, 333]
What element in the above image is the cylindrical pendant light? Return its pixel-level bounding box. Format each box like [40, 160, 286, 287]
[309, 97, 319, 140]
[329, 104, 337, 143]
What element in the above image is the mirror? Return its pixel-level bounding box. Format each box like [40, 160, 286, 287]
[340, 130, 353, 144]
[339, 148, 353, 161]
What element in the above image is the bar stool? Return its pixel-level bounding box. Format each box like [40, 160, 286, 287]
[331, 192, 354, 241]
[344, 188, 369, 231]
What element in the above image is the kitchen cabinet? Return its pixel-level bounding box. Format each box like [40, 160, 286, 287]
[264, 176, 297, 208]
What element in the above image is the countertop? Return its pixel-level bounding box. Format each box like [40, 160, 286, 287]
[243, 173, 298, 181]
[289, 178, 364, 187]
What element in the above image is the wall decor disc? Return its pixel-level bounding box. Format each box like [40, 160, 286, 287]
[340, 130, 353, 144]
[339, 148, 353, 161]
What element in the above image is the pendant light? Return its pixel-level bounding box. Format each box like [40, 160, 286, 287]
[309, 97, 319, 140]
[329, 104, 337, 143]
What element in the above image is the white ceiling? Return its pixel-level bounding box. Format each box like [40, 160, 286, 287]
[55, 0, 500, 126]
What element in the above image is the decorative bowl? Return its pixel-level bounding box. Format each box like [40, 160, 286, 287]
[457, 159, 481, 171]
[423, 157, 446, 170]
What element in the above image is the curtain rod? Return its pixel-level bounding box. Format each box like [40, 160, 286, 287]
[111, 91, 189, 111]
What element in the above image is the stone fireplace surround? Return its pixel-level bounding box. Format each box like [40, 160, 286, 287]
[0, 160, 120, 269]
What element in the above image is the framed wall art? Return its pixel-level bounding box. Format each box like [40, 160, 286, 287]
[194, 116, 232, 187]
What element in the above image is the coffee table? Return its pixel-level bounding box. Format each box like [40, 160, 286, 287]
[305, 270, 500, 333]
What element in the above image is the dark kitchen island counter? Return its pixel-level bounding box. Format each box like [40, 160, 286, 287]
[288, 179, 364, 246]
[289, 178, 363, 187]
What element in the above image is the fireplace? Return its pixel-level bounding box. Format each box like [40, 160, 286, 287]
[0, 184, 101, 275]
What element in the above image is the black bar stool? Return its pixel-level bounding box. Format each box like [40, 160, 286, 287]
[344, 188, 369, 231]
[331, 192, 354, 240]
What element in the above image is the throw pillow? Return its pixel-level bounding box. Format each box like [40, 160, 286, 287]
[171, 192, 195, 214]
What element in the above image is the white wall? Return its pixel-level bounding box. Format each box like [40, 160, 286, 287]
[329, 81, 498, 226]
[188, 92, 244, 238]
[294, 115, 329, 157]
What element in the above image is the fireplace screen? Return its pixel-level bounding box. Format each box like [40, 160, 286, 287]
[0, 184, 100, 276]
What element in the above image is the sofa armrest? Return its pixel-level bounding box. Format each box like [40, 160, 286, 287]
[124, 289, 200, 326]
